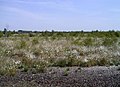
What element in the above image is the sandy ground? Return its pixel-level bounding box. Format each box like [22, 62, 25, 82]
[0, 66, 120, 87]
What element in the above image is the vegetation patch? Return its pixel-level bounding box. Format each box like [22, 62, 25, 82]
[0, 31, 120, 76]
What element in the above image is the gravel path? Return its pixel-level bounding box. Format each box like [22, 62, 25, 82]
[0, 66, 120, 87]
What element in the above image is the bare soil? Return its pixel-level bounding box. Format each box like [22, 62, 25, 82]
[0, 66, 120, 87]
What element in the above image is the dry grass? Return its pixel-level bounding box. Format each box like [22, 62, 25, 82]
[0, 34, 120, 76]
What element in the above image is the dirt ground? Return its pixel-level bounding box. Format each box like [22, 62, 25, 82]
[0, 66, 120, 87]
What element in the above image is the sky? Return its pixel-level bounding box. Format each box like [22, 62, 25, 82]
[0, 0, 120, 31]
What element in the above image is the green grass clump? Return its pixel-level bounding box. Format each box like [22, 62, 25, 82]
[63, 68, 69, 76]
[21, 57, 33, 68]
[111, 59, 120, 66]
[0, 57, 17, 76]
[33, 49, 41, 57]
[32, 61, 48, 73]
[83, 37, 93, 46]
[21, 65, 29, 72]
[16, 40, 27, 49]
[78, 58, 110, 67]
[102, 38, 117, 46]
[0, 66, 17, 76]
[82, 59, 98, 67]
[20, 40, 27, 49]
[66, 57, 76, 66]
[32, 37, 39, 45]
[53, 58, 67, 67]
[53, 57, 110, 67]
[17, 58, 48, 73]
[97, 58, 109, 66]
[53, 56, 78, 67]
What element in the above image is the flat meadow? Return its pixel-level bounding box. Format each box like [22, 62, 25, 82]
[0, 31, 120, 87]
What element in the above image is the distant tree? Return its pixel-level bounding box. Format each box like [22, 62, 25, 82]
[3, 28, 7, 37]
[81, 30, 84, 33]
[3, 28, 7, 34]
[95, 30, 98, 32]
[52, 30, 54, 33]
[12, 30, 16, 34]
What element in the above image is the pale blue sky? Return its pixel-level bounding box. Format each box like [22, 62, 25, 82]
[0, 0, 120, 31]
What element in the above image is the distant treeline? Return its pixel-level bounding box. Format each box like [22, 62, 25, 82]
[0, 29, 120, 37]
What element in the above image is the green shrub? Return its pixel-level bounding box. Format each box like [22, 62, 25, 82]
[53, 57, 80, 67]
[83, 37, 93, 46]
[114, 32, 120, 37]
[21, 57, 33, 68]
[112, 59, 120, 66]
[102, 38, 117, 46]
[51, 35, 57, 40]
[0, 32, 3, 37]
[22, 65, 29, 72]
[7, 67, 17, 76]
[77, 60, 86, 67]
[20, 40, 27, 48]
[48, 57, 56, 66]
[87, 59, 98, 67]
[0, 67, 6, 76]
[0, 57, 17, 76]
[63, 69, 69, 76]
[32, 37, 39, 45]
[16, 40, 27, 49]
[0, 66, 17, 76]
[53, 58, 67, 67]
[33, 49, 41, 57]
[72, 38, 82, 46]
[35, 65, 46, 73]
[66, 57, 75, 66]
[78, 58, 109, 67]
[33, 61, 47, 73]
[97, 58, 108, 66]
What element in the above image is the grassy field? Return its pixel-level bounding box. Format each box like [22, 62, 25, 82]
[0, 31, 120, 76]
